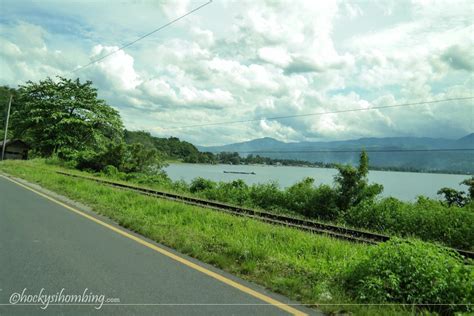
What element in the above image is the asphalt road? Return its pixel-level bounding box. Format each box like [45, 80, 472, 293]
[0, 175, 315, 315]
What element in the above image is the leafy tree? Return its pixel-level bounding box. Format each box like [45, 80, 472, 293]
[75, 142, 125, 171]
[437, 187, 467, 207]
[124, 130, 210, 163]
[10, 77, 123, 158]
[124, 130, 156, 148]
[461, 176, 474, 199]
[121, 143, 163, 173]
[436, 177, 473, 207]
[199, 152, 217, 164]
[334, 151, 383, 211]
[217, 152, 241, 165]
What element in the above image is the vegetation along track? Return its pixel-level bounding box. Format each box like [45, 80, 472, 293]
[56, 171, 474, 260]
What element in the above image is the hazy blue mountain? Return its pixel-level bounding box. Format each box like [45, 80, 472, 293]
[198, 134, 474, 173]
[456, 133, 474, 146]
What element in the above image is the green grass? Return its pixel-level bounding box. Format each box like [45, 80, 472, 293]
[163, 158, 184, 164]
[0, 160, 440, 315]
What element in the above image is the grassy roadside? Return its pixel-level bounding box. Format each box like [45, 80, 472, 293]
[0, 160, 436, 315]
[61, 160, 474, 252]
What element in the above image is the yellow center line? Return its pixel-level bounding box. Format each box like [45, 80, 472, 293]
[0, 174, 307, 316]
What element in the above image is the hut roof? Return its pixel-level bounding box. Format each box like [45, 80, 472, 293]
[0, 139, 30, 148]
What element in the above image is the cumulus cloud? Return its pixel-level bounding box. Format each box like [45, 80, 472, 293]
[257, 46, 291, 67]
[86, 45, 142, 91]
[0, 0, 472, 145]
[191, 27, 214, 47]
[160, 0, 191, 19]
[0, 21, 75, 84]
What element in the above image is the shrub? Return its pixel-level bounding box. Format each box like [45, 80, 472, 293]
[74, 143, 124, 172]
[309, 184, 339, 220]
[345, 197, 474, 250]
[284, 177, 316, 216]
[170, 179, 190, 193]
[344, 198, 403, 233]
[345, 238, 473, 314]
[44, 154, 77, 169]
[190, 177, 216, 193]
[284, 179, 339, 220]
[117, 170, 172, 188]
[218, 179, 250, 205]
[102, 165, 120, 177]
[248, 182, 285, 210]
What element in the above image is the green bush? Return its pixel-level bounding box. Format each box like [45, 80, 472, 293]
[102, 165, 120, 177]
[74, 143, 124, 172]
[283, 178, 339, 220]
[284, 177, 316, 215]
[190, 177, 216, 193]
[309, 184, 339, 220]
[345, 239, 473, 314]
[121, 143, 163, 173]
[219, 179, 251, 205]
[345, 197, 474, 250]
[43, 155, 78, 169]
[124, 172, 171, 187]
[249, 182, 285, 210]
[170, 179, 190, 193]
[195, 179, 251, 206]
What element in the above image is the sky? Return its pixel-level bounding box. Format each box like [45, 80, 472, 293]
[0, 0, 473, 146]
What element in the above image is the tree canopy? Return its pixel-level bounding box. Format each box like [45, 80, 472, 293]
[334, 151, 383, 211]
[10, 77, 124, 157]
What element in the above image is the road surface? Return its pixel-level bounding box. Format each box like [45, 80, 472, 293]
[0, 175, 315, 315]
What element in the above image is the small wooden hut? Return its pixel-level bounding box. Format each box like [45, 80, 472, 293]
[0, 139, 29, 160]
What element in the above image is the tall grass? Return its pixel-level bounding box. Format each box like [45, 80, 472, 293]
[345, 197, 474, 251]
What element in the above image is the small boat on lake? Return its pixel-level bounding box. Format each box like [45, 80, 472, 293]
[223, 171, 256, 175]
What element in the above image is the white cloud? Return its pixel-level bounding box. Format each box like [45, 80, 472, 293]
[257, 46, 291, 67]
[87, 45, 141, 91]
[161, 0, 191, 19]
[191, 27, 214, 47]
[0, 0, 472, 146]
[178, 86, 235, 108]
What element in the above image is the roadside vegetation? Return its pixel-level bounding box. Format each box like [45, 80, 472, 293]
[1, 77, 473, 314]
[83, 154, 474, 251]
[0, 160, 472, 315]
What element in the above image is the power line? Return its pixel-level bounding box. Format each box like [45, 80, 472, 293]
[71, 0, 213, 73]
[162, 96, 474, 130]
[222, 148, 474, 154]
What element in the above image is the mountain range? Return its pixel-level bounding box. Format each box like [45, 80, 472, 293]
[198, 134, 474, 174]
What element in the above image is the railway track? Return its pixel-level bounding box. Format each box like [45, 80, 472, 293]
[56, 171, 474, 260]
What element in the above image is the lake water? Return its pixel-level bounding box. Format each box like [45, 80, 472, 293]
[164, 163, 470, 201]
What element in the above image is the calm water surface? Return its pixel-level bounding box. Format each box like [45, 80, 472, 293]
[164, 163, 470, 201]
